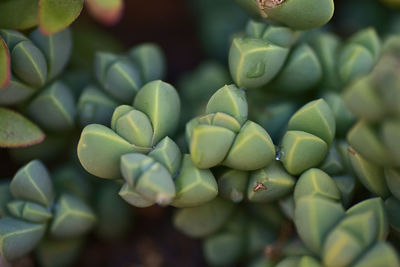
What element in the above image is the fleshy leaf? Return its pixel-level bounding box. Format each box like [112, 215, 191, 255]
[86, 0, 124, 26]
[217, 168, 248, 203]
[27, 81, 76, 131]
[11, 40, 47, 88]
[0, 37, 11, 88]
[173, 197, 235, 238]
[172, 154, 218, 208]
[133, 80, 180, 144]
[119, 183, 154, 208]
[39, 0, 84, 35]
[0, 217, 46, 262]
[0, 108, 45, 148]
[77, 124, 146, 179]
[29, 28, 72, 80]
[10, 160, 54, 207]
[0, 77, 36, 106]
[0, 0, 38, 30]
[352, 242, 400, 267]
[129, 43, 166, 82]
[229, 37, 289, 89]
[50, 194, 96, 238]
[247, 161, 295, 202]
[148, 136, 182, 176]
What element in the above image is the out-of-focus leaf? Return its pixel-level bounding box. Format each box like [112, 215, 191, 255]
[39, 0, 84, 35]
[0, 37, 11, 89]
[0, 107, 45, 148]
[86, 0, 124, 26]
[0, 0, 38, 30]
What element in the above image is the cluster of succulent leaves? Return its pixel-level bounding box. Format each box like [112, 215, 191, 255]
[0, 160, 96, 263]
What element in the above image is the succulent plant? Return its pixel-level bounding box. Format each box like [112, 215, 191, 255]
[0, 160, 96, 262]
[233, 0, 335, 30]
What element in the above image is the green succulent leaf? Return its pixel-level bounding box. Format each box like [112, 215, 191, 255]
[7, 200, 24, 218]
[384, 168, 400, 200]
[0, 107, 45, 148]
[262, 25, 297, 48]
[50, 194, 96, 238]
[11, 40, 47, 88]
[206, 85, 248, 125]
[223, 121, 275, 171]
[385, 196, 400, 232]
[247, 161, 295, 202]
[333, 175, 356, 208]
[129, 43, 166, 82]
[0, 30, 29, 50]
[148, 137, 182, 176]
[173, 197, 235, 238]
[348, 148, 390, 198]
[172, 154, 218, 208]
[0, 0, 38, 30]
[339, 44, 374, 84]
[29, 28, 72, 80]
[0, 217, 46, 262]
[77, 124, 144, 179]
[381, 120, 400, 166]
[94, 51, 118, 85]
[0, 180, 12, 217]
[294, 196, 345, 254]
[264, 0, 334, 30]
[120, 153, 155, 187]
[270, 44, 322, 93]
[229, 37, 288, 89]
[38, 0, 84, 35]
[319, 145, 345, 176]
[0, 37, 11, 89]
[294, 168, 341, 203]
[217, 168, 248, 203]
[348, 28, 381, 60]
[352, 242, 400, 267]
[10, 160, 54, 207]
[280, 131, 328, 175]
[133, 80, 181, 144]
[103, 58, 142, 103]
[78, 85, 118, 127]
[119, 183, 154, 208]
[0, 77, 36, 106]
[114, 109, 153, 147]
[190, 125, 235, 169]
[346, 198, 389, 241]
[287, 99, 336, 145]
[27, 81, 76, 131]
[246, 20, 267, 39]
[21, 201, 52, 223]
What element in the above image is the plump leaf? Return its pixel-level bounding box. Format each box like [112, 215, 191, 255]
[0, 217, 46, 262]
[339, 44, 374, 84]
[294, 196, 345, 254]
[39, 0, 84, 34]
[21, 201, 52, 223]
[223, 121, 275, 171]
[0, 108, 45, 148]
[120, 153, 155, 187]
[352, 242, 400, 267]
[50, 194, 96, 238]
[10, 160, 54, 207]
[77, 124, 146, 179]
[0, 37, 11, 89]
[0, 77, 36, 106]
[133, 80, 180, 144]
[264, 0, 335, 30]
[172, 154, 218, 208]
[190, 125, 235, 169]
[270, 44, 322, 93]
[77, 85, 118, 127]
[86, 0, 124, 26]
[119, 183, 154, 208]
[27, 81, 76, 131]
[385, 168, 400, 200]
[129, 43, 166, 82]
[280, 131, 328, 175]
[0, 0, 38, 30]
[262, 25, 297, 48]
[348, 147, 390, 198]
[217, 168, 248, 203]
[148, 137, 182, 176]
[11, 40, 47, 88]
[229, 37, 289, 89]
[381, 120, 400, 166]
[30, 28, 72, 80]
[294, 168, 341, 203]
[349, 28, 381, 60]
[247, 161, 295, 202]
[206, 85, 248, 125]
[173, 197, 235, 238]
[287, 99, 336, 145]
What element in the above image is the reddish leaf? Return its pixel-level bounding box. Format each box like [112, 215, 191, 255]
[0, 107, 45, 148]
[0, 37, 11, 89]
[85, 0, 124, 26]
